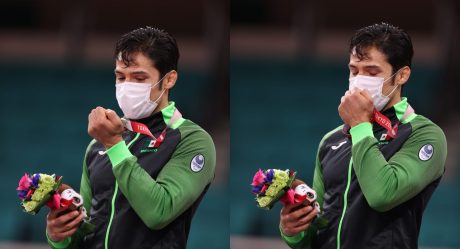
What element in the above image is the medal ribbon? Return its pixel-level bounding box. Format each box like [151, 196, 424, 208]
[121, 109, 182, 148]
[372, 104, 414, 140]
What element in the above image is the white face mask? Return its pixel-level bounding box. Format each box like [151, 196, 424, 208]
[115, 74, 167, 119]
[348, 70, 400, 111]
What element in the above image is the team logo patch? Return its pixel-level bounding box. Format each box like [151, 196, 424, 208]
[419, 144, 434, 161]
[140, 139, 158, 153]
[190, 154, 205, 172]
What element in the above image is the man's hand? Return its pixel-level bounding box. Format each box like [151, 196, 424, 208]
[338, 89, 374, 127]
[88, 107, 124, 149]
[280, 202, 318, 237]
[46, 207, 85, 243]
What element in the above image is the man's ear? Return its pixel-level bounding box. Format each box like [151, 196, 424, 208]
[163, 70, 178, 90]
[396, 66, 411, 86]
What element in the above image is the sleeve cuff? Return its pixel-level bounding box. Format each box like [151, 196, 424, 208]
[350, 122, 373, 145]
[106, 140, 133, 167]
[279, 225, 305, 244]
[46, 232, 71, 249]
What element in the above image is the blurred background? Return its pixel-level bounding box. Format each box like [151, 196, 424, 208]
[2, 0, 460, 248]
[0, 0, 229, 249]
[230, 0, 460, 248]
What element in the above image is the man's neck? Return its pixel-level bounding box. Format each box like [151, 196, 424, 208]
[382, 94, 402, 112]
[152, 97, 169, 115]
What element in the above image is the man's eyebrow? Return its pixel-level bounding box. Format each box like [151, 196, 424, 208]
[114, 70, 149, 75]
[131, 71, 149, 75]
[363, 65, 382, 70]
[348, 64, 382, 70]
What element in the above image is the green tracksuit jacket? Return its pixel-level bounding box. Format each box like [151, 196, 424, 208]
[281, 97, 447, 249]
[47, 102, 216, 249]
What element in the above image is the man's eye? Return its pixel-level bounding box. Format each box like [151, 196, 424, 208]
[136, 78, 146, 82]
[117, 77, 125, 81]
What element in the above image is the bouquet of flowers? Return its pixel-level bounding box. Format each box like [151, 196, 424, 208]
[251, 169, 297, 209]
[17, 172, 95, 235]
[251, 169, 328, 228]
[17, 173, 86, 216]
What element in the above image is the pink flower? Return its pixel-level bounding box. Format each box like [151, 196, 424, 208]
[280, 189, 295, 205]
[17, 173, 31, 191]
[26, 189, 34, 199]
[46, 193, 61, 209]
[251, 169, 266, 186]
[260, 184, 268, 194]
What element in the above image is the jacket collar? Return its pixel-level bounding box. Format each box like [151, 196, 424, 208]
[342, 97, 412, 137]
[372, 97, 410, 133]
[132, 101, 177, 133]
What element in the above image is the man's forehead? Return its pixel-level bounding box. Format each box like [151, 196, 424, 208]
[349, 56, 376, 65]
[349, 47, 387, 66]
[352, 45, 387, 58]
[115, 58, 139, 69]
[115, 63, 154, 77]
[115, 55, 156, 73]
[116, 52, 154, 67]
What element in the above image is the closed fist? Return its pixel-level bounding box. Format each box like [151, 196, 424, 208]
[338, 89, 374, 127]
[88, 107, 124, 149]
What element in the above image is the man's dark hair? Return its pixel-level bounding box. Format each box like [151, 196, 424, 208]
[115, 26, 179, 79]
[349, 22, 414, 74]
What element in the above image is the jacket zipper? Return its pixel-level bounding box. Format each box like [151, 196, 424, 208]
[337, 157, 353, 249]
[104, 133, 141, 249]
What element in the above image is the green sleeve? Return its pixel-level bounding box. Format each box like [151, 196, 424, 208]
[350, 121, 447, 212]
[47, 140, 96, 249]
[46, 229, 86, 249]
[80, 140, 94, 213]
[312, 157, 325, 209]
[280, 226, 316, 249]
[280, 127, 334, 249]
[106, 129, 216, 230]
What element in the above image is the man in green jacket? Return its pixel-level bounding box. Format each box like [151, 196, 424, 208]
[279, 23, 447, 249]
[45, 27, 216, 249]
